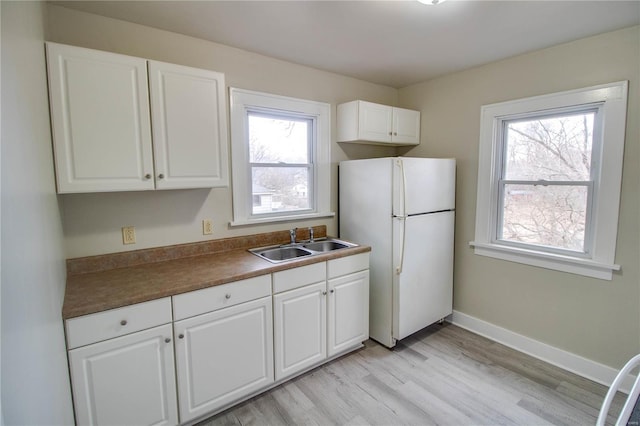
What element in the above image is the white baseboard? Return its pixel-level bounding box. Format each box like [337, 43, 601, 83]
[449, 310, 635, 394]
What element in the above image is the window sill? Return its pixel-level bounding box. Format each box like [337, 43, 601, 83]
[469, 241, 620, 280]
[229, 211, 335, 227]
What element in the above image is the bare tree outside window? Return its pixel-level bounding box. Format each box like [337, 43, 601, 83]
[248, 113, 313, 215]
[498, 111, 595, 252]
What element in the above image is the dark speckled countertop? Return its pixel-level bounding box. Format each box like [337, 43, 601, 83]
[62, 226, 370, 319]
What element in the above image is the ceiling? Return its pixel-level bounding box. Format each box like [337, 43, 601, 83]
[51, 0, 640, 88]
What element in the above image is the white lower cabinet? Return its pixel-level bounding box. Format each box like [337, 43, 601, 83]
[173, 296, 274, 423]
[273, 281, 327, 380]
[273, 254, 370, 381]
[328, 269, 370, 357]
[66, 253, 369, 425]
[68, 324, 178, 426]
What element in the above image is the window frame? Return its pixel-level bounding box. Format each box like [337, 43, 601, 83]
[470, 81, 628, 280]
[229, 88, 333, 226]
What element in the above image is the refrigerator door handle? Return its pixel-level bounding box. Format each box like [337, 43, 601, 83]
[395, 157, 408, 217]
[395, 158, 408, 275]
[395, 215, 406, 275]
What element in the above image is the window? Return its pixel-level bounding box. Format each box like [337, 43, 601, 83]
[498, 108, 597, 254]
[471, 81, 628, 280]
[229, 88, 333, 225]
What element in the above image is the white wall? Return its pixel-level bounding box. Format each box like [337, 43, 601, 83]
[398, 26, 640, 370]
[0, 1, 74, 424]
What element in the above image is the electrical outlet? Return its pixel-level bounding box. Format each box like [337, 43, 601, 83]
[122, 226, 136, 244]
[203, 219, 213, 235]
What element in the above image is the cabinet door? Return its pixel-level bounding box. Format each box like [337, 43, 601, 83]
[327, 270, 370, 357]
[392, 107, 421, 145]
[174, 296, 273, 423]
[68, 324, 177, 426]
[46, 43, 155, 193]
[148, 61, 229, 189]
[273, 281, 327, 381]
[358, 101, 393, 143]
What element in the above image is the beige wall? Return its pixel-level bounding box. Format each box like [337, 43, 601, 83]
[1, 1, 74, 423]
[398, 26, 640, 369]
[46, 4, 399, 258]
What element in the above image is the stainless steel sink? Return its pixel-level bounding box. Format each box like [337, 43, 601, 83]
[253, 246, 313, 262]
[303, 240, 355, 252]
[249, 238, 357, 263]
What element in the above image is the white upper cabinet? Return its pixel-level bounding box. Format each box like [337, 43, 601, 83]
[46, 43, 229, 193]
[337, 100, 420, 146]
[46, 43, 155, 193]
[148, 61, 228, 189]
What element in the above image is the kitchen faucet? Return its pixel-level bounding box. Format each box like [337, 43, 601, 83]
[308, 227, 314, 243]
[289, 228, 297, 245]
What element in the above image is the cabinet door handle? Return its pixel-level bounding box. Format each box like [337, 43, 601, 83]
[330, 289, 335, 294]
[120, 320, 127, 326]
[178, 334, 184, 339]
[225, 294, 231, 299]
[165, 338, 171, 343]
[322, 291, 327, 295]
[393, 132, 398, 136]
[144, 173, 151, 180]
[158, 173, 165, 179]
[388, 131, 393, 136]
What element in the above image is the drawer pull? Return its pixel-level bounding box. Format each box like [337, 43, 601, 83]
[165, 338, 171, 343]
[120, 320, 127, 326]
[178, 334, 184, 339]
[225, 294, 231, 299]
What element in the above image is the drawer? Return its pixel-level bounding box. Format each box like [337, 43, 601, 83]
[173, 274, 271, 321]
[273, 262, 326, 294]
[328, 252, 370, 279]
[65, 297, 172, 349]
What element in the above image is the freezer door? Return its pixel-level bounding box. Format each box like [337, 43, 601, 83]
[393, 211, 454, 341]
[393, 158, 456, 216]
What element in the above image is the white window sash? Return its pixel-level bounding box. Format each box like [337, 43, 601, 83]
[495, 180, 594, 257]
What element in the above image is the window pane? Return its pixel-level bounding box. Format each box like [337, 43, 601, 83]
[504, 112, 594, 181]
[248, 113, 310, 164]
[252, 167, 310, 214]
[500, 184, 588, 251]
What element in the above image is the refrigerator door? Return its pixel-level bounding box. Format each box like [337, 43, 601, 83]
[392, 210, 454, 341]
[339, 158, 396, 347]
[393, 158, 456, 216]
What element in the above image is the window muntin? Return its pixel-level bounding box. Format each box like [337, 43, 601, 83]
[495, 108, 600, 255]
[247, 111, 314, 217]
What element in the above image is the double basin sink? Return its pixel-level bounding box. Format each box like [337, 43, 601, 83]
[250, 238, 357, 263]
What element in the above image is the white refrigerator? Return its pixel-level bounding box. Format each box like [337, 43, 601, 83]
[339, 157, 455, 348]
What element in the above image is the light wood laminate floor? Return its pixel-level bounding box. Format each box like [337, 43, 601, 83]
[198, 323, 625, 426]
